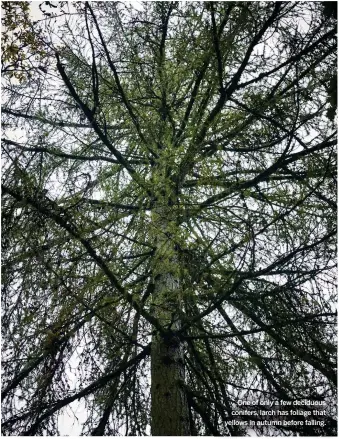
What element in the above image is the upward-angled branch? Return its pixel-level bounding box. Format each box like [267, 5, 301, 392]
[209, 3, 224, 92]
[85, 2, 157, 159]
[236, 28, 336, 90]
[176, 3, 283, 188]
[56, 54, 152, 196]
[21, 343, 151, 436]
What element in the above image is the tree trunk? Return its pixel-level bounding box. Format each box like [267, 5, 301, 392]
[151, 331, 190, 435]
[150, 202, 190, 436]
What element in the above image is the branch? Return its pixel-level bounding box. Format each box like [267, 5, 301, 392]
[232, 300, 337, 384]
[179, 230, 336, 334]
[198, 138, 336, 208]
[184, 312, 337, 340]
[55, 54, 152, 196]
[20, 343, 151, 435]
[2, 184, 164, 334]
[1, 107, 122, 130]
[81, 198, 147, 211]
[187, 391, 221, 436]
[2, 138, 145, 165]
[176, 3, 283, 188]
[236, 28, 336, 90]
[85, 2, 156, 158]
[209, 3, 224, 91]
[1, 315, 88, 400]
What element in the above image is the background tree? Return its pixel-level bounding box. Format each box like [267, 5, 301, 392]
[1, 1, 51, 82]
[2, 1, 337, 436]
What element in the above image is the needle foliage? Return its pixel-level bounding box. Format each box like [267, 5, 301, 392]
[1, 1, 337, 436]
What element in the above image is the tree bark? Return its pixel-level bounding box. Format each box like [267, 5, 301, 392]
[150, 202, 190, 436]
[151, 330, 190, 435]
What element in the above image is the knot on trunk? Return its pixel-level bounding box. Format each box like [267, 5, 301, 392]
[162, 330, 181, 348]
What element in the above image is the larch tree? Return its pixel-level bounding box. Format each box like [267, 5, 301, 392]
[1, 1, 337, 436]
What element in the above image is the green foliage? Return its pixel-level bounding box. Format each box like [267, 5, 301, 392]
[1, 2, 48, 82]
[1, 1, 337, 437]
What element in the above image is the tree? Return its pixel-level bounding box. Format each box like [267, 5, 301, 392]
[1, 1, 337, 436]
[1, 1, 49, 82]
